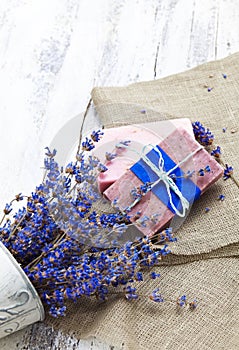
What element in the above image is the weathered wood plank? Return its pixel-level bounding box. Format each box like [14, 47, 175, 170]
[216, 0, 239, 59]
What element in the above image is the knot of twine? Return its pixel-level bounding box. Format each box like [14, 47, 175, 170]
[120, 143, 203, 218]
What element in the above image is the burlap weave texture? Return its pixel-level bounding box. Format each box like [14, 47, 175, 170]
[47, 53, 239, 350]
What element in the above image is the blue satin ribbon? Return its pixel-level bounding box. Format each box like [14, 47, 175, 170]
[130, 145, 201, 216]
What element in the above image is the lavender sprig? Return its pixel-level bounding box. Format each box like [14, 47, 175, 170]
[192, 121, 214, 146]
[192, 121, 238, 189]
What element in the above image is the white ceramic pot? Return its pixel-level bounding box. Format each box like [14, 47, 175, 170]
[0, 242, 45, 339]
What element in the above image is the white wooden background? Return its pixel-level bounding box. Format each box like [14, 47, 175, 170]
[0, 0, 239, 349]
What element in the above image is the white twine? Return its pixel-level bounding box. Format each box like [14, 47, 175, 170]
[139, 144, 203, 217]
[118, 142, 203, 218]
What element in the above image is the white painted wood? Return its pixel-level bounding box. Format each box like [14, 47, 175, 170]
[0, 0, 239, 348]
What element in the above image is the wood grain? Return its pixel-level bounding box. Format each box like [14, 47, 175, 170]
[0, 0, 239, 348]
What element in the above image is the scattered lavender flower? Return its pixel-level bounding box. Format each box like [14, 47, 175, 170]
[157, 228, 177, 243]
[149, 288, 164, 303]
[130, 182, 152, 200]
[15, 193, 24, 201]
[3, 203, 12, 215]
[223, 164, 233, 180]
[45, 147, 57, 158]
[149, 213, 160, 224]
[205, 207, 210, 213]
[97, 163, 108, 172]
[211, 146, 221, 158]
[177, 295, 198, 309]
[218, 194, 225, 201]
[91, 130, 104, 142]
[116, 140, 131, 148]
[192, 121, 214, 146]
[150, 272, 160, 279]
[124, 286, 138, 300]
[189, 299, 198, 310]
[204, 165, 211, 172]
[197, 165, 211, 177]
[177, 295, 187, 307]
[105, 152, 117, 161]
[135, 272, 143, 281]
[81, 137, 95, 151]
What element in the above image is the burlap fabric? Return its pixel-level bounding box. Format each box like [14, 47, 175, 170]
[47, 53, 239, 349]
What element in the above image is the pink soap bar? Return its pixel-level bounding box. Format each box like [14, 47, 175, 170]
[104, 128, 223, 236]
[93, 119, 194, 193]
[98, 158, 134, 193]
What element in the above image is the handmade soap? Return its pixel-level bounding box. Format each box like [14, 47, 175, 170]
[104, 127, 223, 236]
[93, 119, 194, 193]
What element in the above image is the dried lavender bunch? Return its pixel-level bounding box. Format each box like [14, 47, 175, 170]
[192, 121, 237, 187]
[0, 130, 185, 317]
